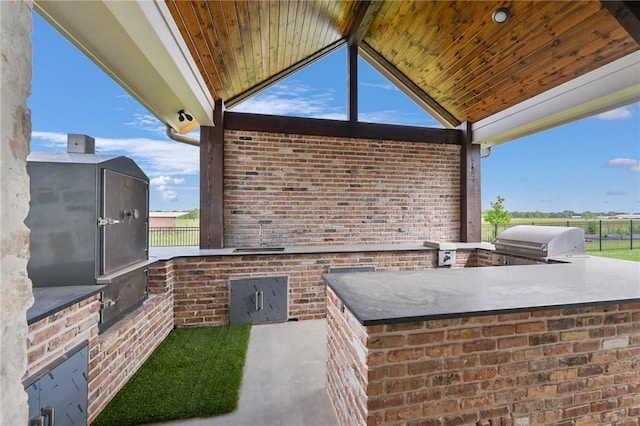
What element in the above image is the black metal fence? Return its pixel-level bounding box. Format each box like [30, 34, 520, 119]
[149, 221, 639, 250]
[482, 220, 639, 251]
[149, 227, 199, 247]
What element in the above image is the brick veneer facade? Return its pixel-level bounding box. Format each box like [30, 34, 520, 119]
[326, 287, 640, 426]
[167, 250, 443, 327]
[25, 262, 174, 424]
[223, 130, 461, 248]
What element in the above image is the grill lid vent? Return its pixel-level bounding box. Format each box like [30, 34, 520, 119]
[493, 225, 585, 259]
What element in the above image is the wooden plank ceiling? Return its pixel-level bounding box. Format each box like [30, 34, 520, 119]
[166, 0, 640, 126]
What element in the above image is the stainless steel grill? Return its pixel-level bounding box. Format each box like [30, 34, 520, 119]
[493, 225, 586, 263]
[27, 134, 152, 329]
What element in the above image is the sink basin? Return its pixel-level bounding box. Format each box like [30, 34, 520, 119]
[233, 247, 286, 253]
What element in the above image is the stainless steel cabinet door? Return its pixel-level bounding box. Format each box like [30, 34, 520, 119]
[101, 169, 148, 274]
[26, 344, 89, 426]
[230, 277, 288, 324]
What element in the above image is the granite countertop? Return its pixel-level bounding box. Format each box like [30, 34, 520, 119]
[149, 243, 447, 261]
[28, 286, 105, 325]
[323, 256, 640, 326]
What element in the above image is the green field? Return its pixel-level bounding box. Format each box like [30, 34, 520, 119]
[587, 249, 640, 262]
[175, 217, 199, 227]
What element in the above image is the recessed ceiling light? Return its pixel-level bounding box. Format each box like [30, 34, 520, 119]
[492, 7, 511, 24]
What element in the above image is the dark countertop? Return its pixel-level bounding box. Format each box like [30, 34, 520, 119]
[323, 256, 640, 326]
[149, 243, 444, 261]
[28, 286, 105, 325]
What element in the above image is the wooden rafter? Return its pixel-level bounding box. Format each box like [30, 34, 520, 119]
[359, 42, 460, 128]
[348, 0, 382, 46]
[226, 38, 345, 109]
[602, 1, 640, 44]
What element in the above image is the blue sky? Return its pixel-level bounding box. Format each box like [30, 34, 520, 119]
[30, 13, 639, 214]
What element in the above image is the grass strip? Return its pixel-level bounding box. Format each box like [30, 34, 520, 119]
[93, 324, 251, 426]
[587, 248, 640, 262]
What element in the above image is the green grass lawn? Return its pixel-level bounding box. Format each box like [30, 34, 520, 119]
[93, 324, 251, 426]
[587, 249, 640, 262]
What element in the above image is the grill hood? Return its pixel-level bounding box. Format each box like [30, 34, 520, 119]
[493, 225, 586, 259]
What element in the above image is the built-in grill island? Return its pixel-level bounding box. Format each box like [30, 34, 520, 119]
[27, 134, 153, 330]
[492, 225, 586, 265]
[324, 226, 640, 426]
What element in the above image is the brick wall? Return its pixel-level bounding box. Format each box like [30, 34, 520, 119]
[327, 287, 371, 426]
[88, 290, 173, 423]
[25, 295, 102, 380]
[25, 267, 174, 424]
[162, 249, 461, 327]
[326, 291, 640, 426]
[224, 130, 461, 247]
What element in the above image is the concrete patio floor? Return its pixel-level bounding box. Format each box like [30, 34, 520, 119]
[145, 319, 337, 426]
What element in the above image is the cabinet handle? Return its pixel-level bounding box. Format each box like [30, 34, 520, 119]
[42, 406, 54, 426]
[255, 292, 259, 311]
[259, 291, 264, 310]
[30, 416, 45, 426]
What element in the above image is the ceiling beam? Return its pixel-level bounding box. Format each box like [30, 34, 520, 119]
[359, 42, 460, 128]
[225, 112, 461, 145]
[34, 0, 215, 132]
[347, 42, 358, 123]
[348, 1, 383, 46]
[601, 1, 640, 45]
[472, 51, 640, 147]
[226, 39, 345, 110]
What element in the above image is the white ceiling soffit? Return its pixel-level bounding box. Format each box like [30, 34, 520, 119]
[472, 51, 640, 147]
[34, 0, 215, 133]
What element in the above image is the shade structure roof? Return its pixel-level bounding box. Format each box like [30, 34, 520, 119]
[35, 0, 640, 146]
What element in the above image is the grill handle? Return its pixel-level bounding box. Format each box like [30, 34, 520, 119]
[494, 241, 547, 252]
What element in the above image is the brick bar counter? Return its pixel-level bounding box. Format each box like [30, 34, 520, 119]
[324, 257, 640, 426]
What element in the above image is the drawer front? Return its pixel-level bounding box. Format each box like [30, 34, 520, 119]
[101, 267, 148, 328]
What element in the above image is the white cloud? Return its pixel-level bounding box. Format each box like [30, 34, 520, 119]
[232, 81, 440, 127]
[358, 110, 441, 127]
[161, 189, 179, 202]
[125, 113, 166, 135]
[607, 190, 627, 196]
[150, 176, 186, 189]
[31, 131, 67, 146]
[150, 176, 187, 203]
[596, 106, 633, 120]
[360, 81, 397, 91]
[606, 158, 640, 172]
[233, 81, 342, 117]
[31, 131, 197, 204]
[31, 131, 199, 178]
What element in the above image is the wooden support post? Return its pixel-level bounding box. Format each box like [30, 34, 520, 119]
[347, 42, 358, 123]
[199, 99, 225, 248]
[459, 121, 481, 242]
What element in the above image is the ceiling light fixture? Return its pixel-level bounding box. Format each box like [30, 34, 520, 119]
[492, 7, 511, 24]
[175, 109, 199, 134]
[178, 109, 193, 122]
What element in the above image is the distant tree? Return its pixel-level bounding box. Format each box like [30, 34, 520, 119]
[185, 208, 199, 219]
[484, 195, 512, 225]
[586, 221, 599, 234]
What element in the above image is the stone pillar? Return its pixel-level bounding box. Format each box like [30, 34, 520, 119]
[0, 1, 34, 425]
